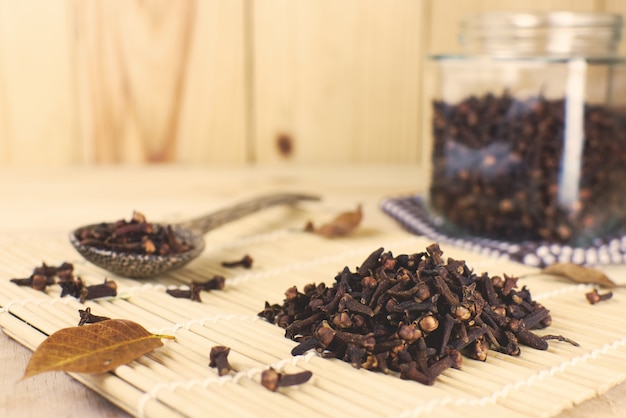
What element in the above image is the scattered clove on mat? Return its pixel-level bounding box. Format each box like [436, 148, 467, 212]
[78, 307, 111, 326]
[166, 275, 226, 302]
[166, 287, 202, 302]
[193, 275, 226, 291]
[585, 288, 613, 305]
[9, 261, 117, 303]
[80, 279, 118, 303]
[10, 262, 74, 292]
[259, 243, 578, 386]
[221, 255, 254, 269]
[208, 345, 313, 391]
[260, 368, 313, 392]
[209, 346, 233, 376]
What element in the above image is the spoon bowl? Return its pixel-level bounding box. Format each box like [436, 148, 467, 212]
[70, 225, 205, 278]
[70, 193, 319, 278]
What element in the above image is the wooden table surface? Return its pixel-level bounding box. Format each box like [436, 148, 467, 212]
[1, 164, 625, 417]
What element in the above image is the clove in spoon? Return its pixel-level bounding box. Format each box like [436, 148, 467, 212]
[69, 192, 319, 278]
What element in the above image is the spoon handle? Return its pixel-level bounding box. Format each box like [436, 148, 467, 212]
[177, 193, 320, 234]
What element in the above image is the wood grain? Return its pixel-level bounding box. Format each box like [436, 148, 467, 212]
[0, 0, 77, 165]
[0, 0, 625, 165]
[174, 0, 248, 164]
[0, 5, 8, 166]
[252, 0, 424, 164]
[76, 0, 189, 163]
[2, 165, 626, 417]
[0, 332, 131, 417]
[73, 0, 249, 164]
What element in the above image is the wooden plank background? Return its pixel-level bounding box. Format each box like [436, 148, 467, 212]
[0, 0, 625, 165]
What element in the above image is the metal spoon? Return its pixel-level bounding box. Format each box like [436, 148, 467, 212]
[69, 192, 319, 278]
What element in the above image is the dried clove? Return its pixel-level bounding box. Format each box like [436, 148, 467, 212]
[166, 286, 202, 302]
[59, 275, 86, 299]
[10, 262, 73, 292]
[221, 255, 254, 269]
[78, 307, 110, 326]
[541, 334, 580, 347]
[399, 361, 433, 385]
[209, 346, 233, 376]
[259, 243, 570, 386]
[9, 277, 34, 287]
[585, 288, 613, 305]
[291, 336, 320, 356]
[260, 368, 313, 392]
[75, 211, 192, 255]
[9, 261, 118, 304]
[192, 275, 226, 291]
[165, 275, 227, 302]
[81, 279, 117, 303]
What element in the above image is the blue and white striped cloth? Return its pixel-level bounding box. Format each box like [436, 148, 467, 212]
[381, 194, 626, 267]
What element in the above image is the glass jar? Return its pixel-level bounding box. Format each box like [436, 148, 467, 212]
[423, 12, 626, 246]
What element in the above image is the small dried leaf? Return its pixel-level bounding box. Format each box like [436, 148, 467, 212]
[23, 319, 174, 379]
[541, 263, 616, 288]
[306, 205, 363, 238]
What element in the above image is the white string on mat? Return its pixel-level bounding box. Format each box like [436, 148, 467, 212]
[132, 338, 221, 390]
[392, 336, 626, 418]
[2, 296, 72, 313]
[155, 314, 260, 335]
[33, 300, 83, 328]
[137, 383, 171, 418]
[225, 236, 421, 288]
[217, 320, 300, 354]
[541, 300, 624, 336]
[533, 283, 594, 302]
[548, 299, 623, 325]
[136, 351, 316, 418]
[212, 319, 452, 407]
[236, 353, 368, 416]
[459, 361, 571, 408]
[133, 377, 216, 417]
[109, 294, 199, 331]
[66, 370, 185, 418]
[6, 223, 625, 417]
[147, 282, 263, 318]
[157, 290, 572, 412]
[121, 282, 168, 296]
[206, 229, 293, 252]
[154, 320, 281, 374]
[1, 298, 97, 343]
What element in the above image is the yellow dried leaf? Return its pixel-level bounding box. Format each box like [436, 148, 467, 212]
[23, 319, 174, 379]
[541, 263, 616, 288]
[306, 205, 363, 238]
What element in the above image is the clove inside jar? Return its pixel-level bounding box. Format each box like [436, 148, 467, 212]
[424, 12, 626, 246]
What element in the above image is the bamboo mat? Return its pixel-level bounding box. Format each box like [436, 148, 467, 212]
[1, 225, 626, 418]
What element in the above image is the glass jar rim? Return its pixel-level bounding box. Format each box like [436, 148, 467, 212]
[459, 11, 623, 57]
[460, 11, 623, 30]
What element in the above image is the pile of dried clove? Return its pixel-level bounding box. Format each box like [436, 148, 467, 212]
[429, 92, 626, 244]
[259, 243, 573, 385]
[10, 262, 117, 303]
[74, 211, 192, 255]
